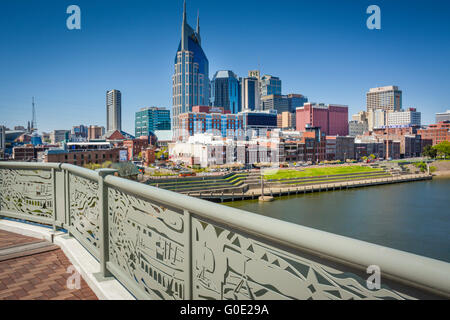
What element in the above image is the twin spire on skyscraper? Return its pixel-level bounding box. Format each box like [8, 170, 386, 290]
[180, 0, 201, 50]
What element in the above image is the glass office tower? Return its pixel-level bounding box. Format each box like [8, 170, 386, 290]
[211, 70, 240, 114]
[135, 107, 171, 137]
[172, 0, 210, 138]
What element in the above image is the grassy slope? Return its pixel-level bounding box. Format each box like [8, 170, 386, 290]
[264, 166, 383, 180]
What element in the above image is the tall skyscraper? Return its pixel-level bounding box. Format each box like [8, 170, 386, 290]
[211, 70, 240, 113]
[106, 89, 122, 132]
[172, 0, 210, 136]
[135, 107, 171, 137]
[260, 75, 282, 97]
[240, 76, 260, 111]
[0, 125, 5, 152]
[366, 86, 402, 112]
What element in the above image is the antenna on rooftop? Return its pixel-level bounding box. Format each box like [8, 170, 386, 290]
[31, 97, 37, 132]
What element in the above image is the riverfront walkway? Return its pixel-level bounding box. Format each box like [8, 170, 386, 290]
[190, 173, 432, 202]
[0, 229, 97, 300]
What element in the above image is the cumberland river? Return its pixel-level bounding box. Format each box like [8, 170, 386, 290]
[226, 177, 450, 262]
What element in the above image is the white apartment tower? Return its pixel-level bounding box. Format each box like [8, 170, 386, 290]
[106, 89, 122, 132]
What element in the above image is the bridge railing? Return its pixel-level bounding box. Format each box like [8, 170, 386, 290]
[1, 162, 449, 300]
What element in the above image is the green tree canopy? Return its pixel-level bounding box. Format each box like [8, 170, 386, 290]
[434, 141, 450, 159]
[422, 145, 437, 159]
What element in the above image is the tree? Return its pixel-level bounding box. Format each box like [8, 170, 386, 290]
[422, 145, 437, 159]
[111, 162, 140, 179]
[434, 141, 450, 159]
[156, 147, 168, 160]
[369, 154, 376, 160]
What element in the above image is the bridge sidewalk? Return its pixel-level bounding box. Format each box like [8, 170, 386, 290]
[0, 229, 98, 300]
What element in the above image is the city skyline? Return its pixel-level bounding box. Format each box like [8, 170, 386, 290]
[1, 0, 450, 133]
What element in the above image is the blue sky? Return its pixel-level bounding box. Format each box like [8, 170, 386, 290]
[0, 0, 449, 133]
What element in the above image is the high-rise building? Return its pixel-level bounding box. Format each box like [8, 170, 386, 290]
[368, 109, 387, 131]
[349, 111, 369, 136]
[88, 126, 105, 141]
[260, 75, 281, 97]
[280, 112, 296, 129]
[366, 86, 402, 112]
[135, 107, 171, 137]
[248, 70, 260, 80]
[348, 120, 368, 136]
[178, 106, 244, 140]
[172, 0, 210, 136]
[240, 77, 260, 111]
[240, 110, 278, 131]
[260, 94, 306, 114]
[296, 103, 349, 136]
[50, 130, 70, 144]
[261, 94, 289, 113]
[286, 94, 308, 113]
[106, 89, 122, 132]
[436, 110, 450, 123]
[211, 70, 240, 113]
[352, 111, 368, 123]
[387, 108, 421, 127]
[72, 125, 88, 139]
[0, 125, 5, 159]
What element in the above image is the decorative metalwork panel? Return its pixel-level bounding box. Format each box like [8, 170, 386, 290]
[69, 174, 100, 252]
[0, 169, 53, 219]
[192, 218, 412, 300]
[108, 188, 186, 300]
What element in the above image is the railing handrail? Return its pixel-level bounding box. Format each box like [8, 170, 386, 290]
[103, 172, 450, 297]
[1, 161, 449, 298]
[0, 162, 61, 170]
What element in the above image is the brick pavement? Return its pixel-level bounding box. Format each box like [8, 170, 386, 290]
[0, 229, 98, 300]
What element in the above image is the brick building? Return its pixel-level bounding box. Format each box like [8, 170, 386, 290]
[123, 137, 150, 161]
[326, 136, 355, 161]
[142, 147, 156, 166]
[44, 148, 122, 166]
[296, 103, 348, 136]
[417, 121, 450, 145]
[13, 146, 49, 161]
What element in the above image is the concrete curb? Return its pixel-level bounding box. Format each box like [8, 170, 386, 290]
[0, 219, 135, 300]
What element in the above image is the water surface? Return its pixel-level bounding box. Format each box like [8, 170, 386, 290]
[226, 178, 450, 262]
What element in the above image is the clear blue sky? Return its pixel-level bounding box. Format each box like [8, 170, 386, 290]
[0, 0, 449, 133]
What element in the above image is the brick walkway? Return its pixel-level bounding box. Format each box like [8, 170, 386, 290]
[0, 229, 98, 300]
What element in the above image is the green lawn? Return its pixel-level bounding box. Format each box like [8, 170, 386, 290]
[264, 166, 383, 180]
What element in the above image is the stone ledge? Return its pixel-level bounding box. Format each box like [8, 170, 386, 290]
[0, 219, 135, 300]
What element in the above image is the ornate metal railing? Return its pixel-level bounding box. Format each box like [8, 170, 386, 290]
[0, 162, 449, 300]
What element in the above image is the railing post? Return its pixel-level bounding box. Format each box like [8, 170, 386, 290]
[51, 168, 57, 232]
[64, 169, 71, 234]
[96, 168, 117, 280]
[184, 209, 192, 300]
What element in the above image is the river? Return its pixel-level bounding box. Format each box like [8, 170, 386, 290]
[225, 177, 450, 262]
